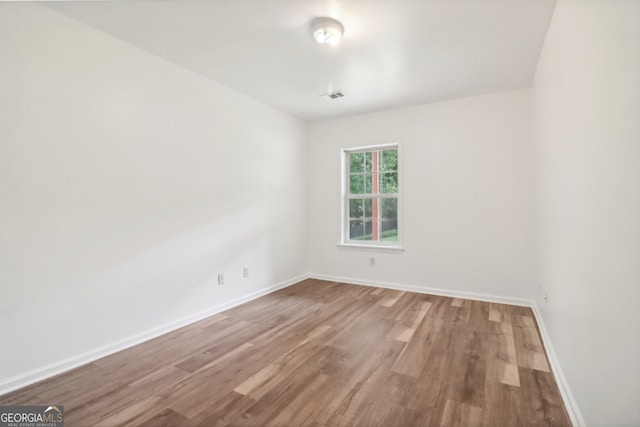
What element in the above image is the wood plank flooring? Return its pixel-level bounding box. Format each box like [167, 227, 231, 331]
[0, 279, 571, 426]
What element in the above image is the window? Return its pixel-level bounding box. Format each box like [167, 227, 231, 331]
[341, 143, 401, 250]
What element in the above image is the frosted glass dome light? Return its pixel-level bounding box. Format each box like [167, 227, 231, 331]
[312, 17, 344, 46]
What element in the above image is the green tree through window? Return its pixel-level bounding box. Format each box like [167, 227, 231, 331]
[344, 145, 399, 244]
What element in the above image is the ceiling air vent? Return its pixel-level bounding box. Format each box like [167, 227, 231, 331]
[320, 90, 345, 100]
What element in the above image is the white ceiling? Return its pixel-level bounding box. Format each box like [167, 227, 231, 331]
[47, 0, 557, 121]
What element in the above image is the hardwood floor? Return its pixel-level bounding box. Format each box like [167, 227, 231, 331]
[0, 279, 571, 426]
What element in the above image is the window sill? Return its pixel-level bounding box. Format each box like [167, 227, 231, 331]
[337, 243, 405, 253]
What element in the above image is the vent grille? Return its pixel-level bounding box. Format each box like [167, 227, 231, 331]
[320, 90, 345, 100]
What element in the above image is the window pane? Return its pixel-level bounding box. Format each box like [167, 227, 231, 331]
[381, 149, 398, 171]
[349, 199, 363, 219]
[351, 174, 373, 195]
[349, 173, 372, 194]
[350, 152, 364, 173]
[363, 219, 373, 241]
[364, 173, 372, 194]
[380, 198, 398, 242]
[381, 198, 398, 220]
[364, 152, 373, 172]
[349, 219, 365, 240]
[350, 174, 364, 194]
[380, 172, 398, 194]
[364, 198, 372, 218]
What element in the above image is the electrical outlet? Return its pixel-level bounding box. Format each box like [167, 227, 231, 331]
[218, 273, 224, 285]
[369, 257, 376, 267]
[243, 267, 249, 278]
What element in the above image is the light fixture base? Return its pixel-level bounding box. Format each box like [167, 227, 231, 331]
[311, 17, 344, 46]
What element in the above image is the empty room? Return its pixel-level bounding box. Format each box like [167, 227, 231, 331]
[1, 0, 638, 426]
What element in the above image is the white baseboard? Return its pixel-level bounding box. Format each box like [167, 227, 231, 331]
[0, 274, 307, 397]
[309, 273, 533, 307]
[531, 304, 586, 427]
[310, 273, 584, 427]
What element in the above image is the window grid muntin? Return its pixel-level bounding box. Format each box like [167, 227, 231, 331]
[344, 145, 399, 245]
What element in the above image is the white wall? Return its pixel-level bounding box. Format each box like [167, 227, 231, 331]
[0, 4, 307, 387]
[533, 0, 640, 425]
[308, 90, 536, 301]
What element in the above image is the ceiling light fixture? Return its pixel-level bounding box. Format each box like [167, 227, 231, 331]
[311, 17, 344, 46]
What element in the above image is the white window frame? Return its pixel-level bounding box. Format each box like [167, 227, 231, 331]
[338, 142, 404, 252]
